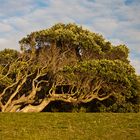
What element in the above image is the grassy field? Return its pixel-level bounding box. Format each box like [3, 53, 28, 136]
[0, 113, 140, 140]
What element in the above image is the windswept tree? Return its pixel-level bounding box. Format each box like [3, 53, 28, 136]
[0, 23, 139, 112]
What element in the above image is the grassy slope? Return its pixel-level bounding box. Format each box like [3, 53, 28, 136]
[0, 113, 140, 140]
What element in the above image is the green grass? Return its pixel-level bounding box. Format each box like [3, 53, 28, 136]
[0, 113, 140, 140]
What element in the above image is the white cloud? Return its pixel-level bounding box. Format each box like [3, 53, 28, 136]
[0, 22, 13, 32]
[0, 38, 7, 44]
[0, 0, 35, 16]
[108, 38, 124, 46]
[0, 37, 19, 50]
[90, 18, 119, 36]
[130, 58, 140, 75]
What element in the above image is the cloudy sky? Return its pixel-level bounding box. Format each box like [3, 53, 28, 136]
[0, 0, 140, 74]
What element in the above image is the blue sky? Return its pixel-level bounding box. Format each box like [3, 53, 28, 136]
[0, 0, 140, 74]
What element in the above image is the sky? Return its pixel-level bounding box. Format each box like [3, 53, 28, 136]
[0, 0, 140, 74]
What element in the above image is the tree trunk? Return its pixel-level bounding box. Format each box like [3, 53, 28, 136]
[20, 99, 52, 112]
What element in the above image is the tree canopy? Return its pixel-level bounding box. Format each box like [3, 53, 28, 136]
[0, 23, 139, 112]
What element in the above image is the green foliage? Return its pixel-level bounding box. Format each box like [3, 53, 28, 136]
[62, 59, 140, 112]
[63, 59, 136, 88]
[20, 23, 129, 61]
[0, 48, 19, 65]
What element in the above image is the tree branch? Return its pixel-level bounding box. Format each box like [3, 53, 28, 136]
[2, 75, 28, 112]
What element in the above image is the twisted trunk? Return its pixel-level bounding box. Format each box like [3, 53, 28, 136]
[20, 99, 52, 112]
